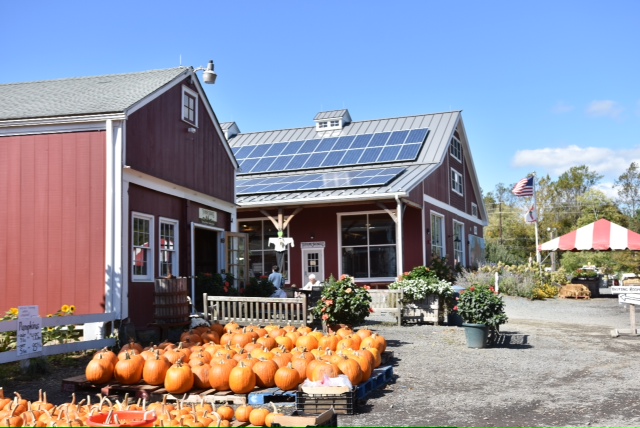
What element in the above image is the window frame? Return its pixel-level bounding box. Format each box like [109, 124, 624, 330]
[451, 168, 463, 196]
[430, 212, 445, 259]
[450, 136, 462, 162]
[330, 120, 340, 127]
[241, 219, 290, 283]
[159, 217, 179, 277]
[132, 212, 154, 282]
[318, 121, 328, 129]
[182, 85, 198, 126]
[471, 203, 478, 218]
[453, 220, 465, 266]
[339, 211, 397, 281]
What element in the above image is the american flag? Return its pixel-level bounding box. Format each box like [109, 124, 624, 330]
[512, 176, 534, 197]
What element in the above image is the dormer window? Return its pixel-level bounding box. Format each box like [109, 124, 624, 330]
[182, 86, 198, 126]
[318, 121, 328, 129]
[330, 120, 339, 127]
[314, 109, 351, 131]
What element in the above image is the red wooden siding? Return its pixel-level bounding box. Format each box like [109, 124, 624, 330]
[126, 80, 235, 204]
[0, 131, 106, 316]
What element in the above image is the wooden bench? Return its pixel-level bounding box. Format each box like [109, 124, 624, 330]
[203, 294, 309, 326]
[368, 289, 403, 326]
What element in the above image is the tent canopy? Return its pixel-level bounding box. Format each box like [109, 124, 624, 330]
[538, 218, 640, 251]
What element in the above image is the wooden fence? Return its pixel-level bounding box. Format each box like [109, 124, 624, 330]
[0, 313, 117, 364]
[203, 294, 309, 326]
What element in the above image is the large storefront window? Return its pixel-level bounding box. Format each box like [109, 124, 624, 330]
[240, 220, 290, 282]
[341, 213, 396, 279]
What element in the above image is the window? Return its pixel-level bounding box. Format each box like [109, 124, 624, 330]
[450, 137, 462, 162]
[159, 218, 179, 277]
[132, 213, 154, 281]
[453, 221, 464, 266]
[471, 203, 478, 218]
[431, 213, 444, 259]
[241, 220, 290, 281]
[451, 169, 463, 195]
[182, 86, 198, 126]
[330, 120, 339, 127]
[318, 121, 328, 128]
[340, 212, 397, 279]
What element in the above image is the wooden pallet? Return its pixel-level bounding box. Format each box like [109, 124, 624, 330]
[61, 375, 162, 400]
[153, 388, 248, 405]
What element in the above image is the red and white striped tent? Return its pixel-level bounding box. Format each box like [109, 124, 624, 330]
[538, 219, 640, 251]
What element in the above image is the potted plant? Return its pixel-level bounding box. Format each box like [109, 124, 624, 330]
[454, 284, 508, 348]
[388, 266, 455, 324]
[573, 268, 599, 281]
[311, 274, 373, 331]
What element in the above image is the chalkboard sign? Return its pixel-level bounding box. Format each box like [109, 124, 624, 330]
[17, 306, 42, 356]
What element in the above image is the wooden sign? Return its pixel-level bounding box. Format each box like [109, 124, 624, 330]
[611, 286, 640, 294]
[17, 305, 42, 356]
[619, 294, 640, 305]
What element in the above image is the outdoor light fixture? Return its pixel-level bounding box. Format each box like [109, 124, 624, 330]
[194, 60, 217, 84]
[187, 127, 197, 134]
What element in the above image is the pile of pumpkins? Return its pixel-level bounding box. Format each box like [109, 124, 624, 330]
[86, 322, 386, 396]
[0, 388, 289, 427]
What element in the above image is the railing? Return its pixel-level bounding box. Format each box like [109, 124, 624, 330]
[0, 313, 117, 364]
[203, 294, 309, 326]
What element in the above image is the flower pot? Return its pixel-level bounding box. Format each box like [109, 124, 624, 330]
[462, 323, 489, 348]
[402, 295, 443, 324]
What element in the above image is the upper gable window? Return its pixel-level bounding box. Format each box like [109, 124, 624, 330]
[450, 137, 462, 162]
[471, 203, 478, 218]
[182, 86, 198, 126]
[451, 168, 463, 195]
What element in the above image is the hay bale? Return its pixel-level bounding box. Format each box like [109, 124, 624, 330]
[559, 284, 591, 299]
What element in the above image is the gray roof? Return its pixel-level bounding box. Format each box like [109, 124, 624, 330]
[229, 110, 470, 207]
[314, 109, 350, 121]
[0, 68, 189, 120]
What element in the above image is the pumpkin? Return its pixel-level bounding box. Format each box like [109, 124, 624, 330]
[234, 405, 253, 423]
[93, 348, 118, 366]
[120, 338, 144, 353]
[318, 334, 339, 351]
[85, 353, 114, 384]
[274, 363, 301, 391]
[252, 358, 279, 388]
[249, 407, 270, 426]
[164, 360, 194, 394]
[216, 405, 234, 421]
[191, 362, 211, 389]
[113, 351, 144, 384]
[229, 361, 256, 394]
[274, 335, 294, 351]
[256, 335, 277, 350]
[142, 352, 171, 385]
[350, 350, 373, 382]
[336, 355, 363, 385]
[208, 360, 235, 391]
[295, 334, 319, 351]
[264, 403, 283, 428]
[309, 361, 340, 382]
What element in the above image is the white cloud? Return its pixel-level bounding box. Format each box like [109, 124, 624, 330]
[551, 101, 574, 114]
[586, 100, 623, 119]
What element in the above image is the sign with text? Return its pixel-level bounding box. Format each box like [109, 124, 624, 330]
[619, 294, 640, 305]
[18, 306, 39, 318]
[199, 208, 217, 225]
[300, 241, 326, 249]
[16, 317, 43, 356]
[611, 286, 640, 294]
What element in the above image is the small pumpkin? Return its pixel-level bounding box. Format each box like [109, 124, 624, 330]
[234, 405, 253, 423]
[274, 363, 301, 391]
[248, 407, 270, 426]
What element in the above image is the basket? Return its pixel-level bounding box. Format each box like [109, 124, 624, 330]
[295, 386, 356, 415]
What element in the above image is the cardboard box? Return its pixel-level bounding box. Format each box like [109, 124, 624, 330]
[271, 408, 336, 427]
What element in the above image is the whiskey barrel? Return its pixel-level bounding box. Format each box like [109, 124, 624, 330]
[153, 278, 190, 324]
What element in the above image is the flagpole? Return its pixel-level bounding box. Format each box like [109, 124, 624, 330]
[532, 174, 541, 266]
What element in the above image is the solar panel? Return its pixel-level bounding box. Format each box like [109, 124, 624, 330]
[237, 167, 406, 195]
[234, 128, 428, 175]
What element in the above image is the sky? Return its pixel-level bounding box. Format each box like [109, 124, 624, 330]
[2, 1, 639, 197]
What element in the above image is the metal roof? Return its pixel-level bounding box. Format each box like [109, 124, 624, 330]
[0, 68, 189, 120]
[314, 109, 350, 121]
[229, 110, 465, 207]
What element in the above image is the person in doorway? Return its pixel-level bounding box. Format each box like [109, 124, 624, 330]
[268, 265, 287, 298]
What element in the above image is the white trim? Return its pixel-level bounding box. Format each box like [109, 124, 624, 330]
[451, 168, 463, 196]
[424, 194, 488, 226]
[301, 247, 325, 286]
[125, 70, 189, 116]
[239, 192, 409, 208]
[453, 219, 465, 266]
[124, 168, 236, 215]
[0, 114, 125, 136]
[131, 212, 155, 282]
[190, 222, 225, 312]
[430, 211, 445, 259]
[159, 217, 180, 277]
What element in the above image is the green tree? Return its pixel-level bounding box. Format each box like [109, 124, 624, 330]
[615, 162, 640, 231]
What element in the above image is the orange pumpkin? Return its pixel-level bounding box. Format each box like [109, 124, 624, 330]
[229, 361, 256, 394]
[249, 408, 270, 426]
[164, 360, 194, 394]
[234, 405, 253, 423]
[113, 351, 144, 384]
[209, 360, 234, 391]
[85, 353, 114, 384]
[274, 363, 301, 391]
[191, 362, 211, 389]
[252, 358, 279, 388]
[142, 352, 171, 386]
[309, 361, 340, 382]
[216, 405, 234, 421]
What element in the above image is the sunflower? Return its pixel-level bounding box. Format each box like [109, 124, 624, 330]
[69, 305, 76, 313]
[61, 304, 70, 313]
[9, 308, 19, 316]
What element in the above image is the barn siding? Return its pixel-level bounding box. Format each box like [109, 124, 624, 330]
[0, 131, 106, 316]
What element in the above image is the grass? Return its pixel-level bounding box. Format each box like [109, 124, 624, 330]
[0, 351, 93, 381]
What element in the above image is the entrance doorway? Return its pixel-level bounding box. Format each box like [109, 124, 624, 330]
[191, 224, 222, 311]
[301, 245, 325, 285]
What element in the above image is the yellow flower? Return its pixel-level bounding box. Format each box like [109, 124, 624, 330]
[69, 305, 76, 313]
[9, 308, 19, 316]
[61, 305, 70, 313]
[47, 314, 53, 318]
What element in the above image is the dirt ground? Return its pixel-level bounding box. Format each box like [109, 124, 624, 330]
[2, 296, 640, 427]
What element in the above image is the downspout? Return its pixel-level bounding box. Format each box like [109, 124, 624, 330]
[395, 194, 404, 277]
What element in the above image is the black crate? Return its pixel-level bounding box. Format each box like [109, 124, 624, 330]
[295, 387, 356, 415]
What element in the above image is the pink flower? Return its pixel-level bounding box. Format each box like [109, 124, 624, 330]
[470, 286, 476, 292]
[364, 285, 371, 290]
[322, 314, 329, 320]
[490, 286, 495, 293]
[340, 274, 349, 281]
[453, 305, 458, 311]
[325, 299, 334, 306]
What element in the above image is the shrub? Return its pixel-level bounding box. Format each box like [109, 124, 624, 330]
[242, 276, 276, 297]
[311, 274, 372, 327]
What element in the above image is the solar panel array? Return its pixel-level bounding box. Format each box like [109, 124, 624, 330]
[237, 167, 406, 195]
[233, 128, 429, 175]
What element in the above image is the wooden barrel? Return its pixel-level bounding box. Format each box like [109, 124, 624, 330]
[153, 278, 190, 324]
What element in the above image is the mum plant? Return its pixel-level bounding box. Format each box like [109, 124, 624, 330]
[242, 275, 276, 297]
[388, 265, 455, 305]
[311, 274, 373, 327]
[454, 284, 508, 330]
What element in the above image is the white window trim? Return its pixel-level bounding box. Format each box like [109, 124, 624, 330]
[430, 212, 445, 259]
[132, 212, 154, 282]
[451, 168, 463, 196]
[182, 85, 199, 127]
[453, 220, 465, 266]
[337, 210, 397, 282]
[450, 137, 462, 162]
[471, 203, 478, 218]
[159, 217, 179, 277]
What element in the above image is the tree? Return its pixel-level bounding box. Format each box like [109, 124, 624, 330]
[614, 162, 640, 231]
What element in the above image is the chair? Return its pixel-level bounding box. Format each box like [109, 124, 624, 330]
[306, 285, 324, 325]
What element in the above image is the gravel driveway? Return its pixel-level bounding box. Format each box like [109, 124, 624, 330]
[342, 296, 640, 427]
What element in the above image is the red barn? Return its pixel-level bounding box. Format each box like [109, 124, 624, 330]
[224, 109, 487, 288]
[0, 67, 238, 329]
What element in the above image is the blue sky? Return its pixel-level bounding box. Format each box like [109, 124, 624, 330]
[2, 1, 639, 197]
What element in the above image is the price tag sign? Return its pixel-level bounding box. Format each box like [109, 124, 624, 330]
[17, 306, 42, 356]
